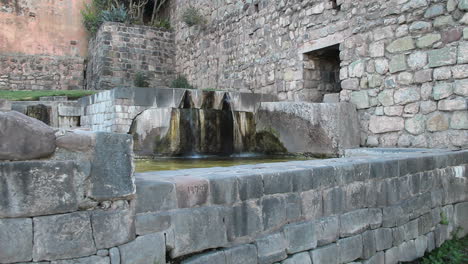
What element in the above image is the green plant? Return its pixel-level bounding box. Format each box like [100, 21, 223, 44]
[101, 5, 128, 23]
[81, 2, 103, 34]
[134, 72, 150, 87]
[171, 75, 194, 89]
[418, 235, 468, 264]
[182, 6, 205, 27]
[440, 212, 449, 225]
[153, 18, 171, 29]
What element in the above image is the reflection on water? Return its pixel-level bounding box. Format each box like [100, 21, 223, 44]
[135, 154, 313, 172]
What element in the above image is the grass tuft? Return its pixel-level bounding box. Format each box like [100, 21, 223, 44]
[0, 90, 97, 101]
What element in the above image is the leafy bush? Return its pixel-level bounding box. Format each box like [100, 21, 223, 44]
[134, 72, 150, 87]
[153, 19, 171, 30]
[81, 3, 103, 34]
[101, 5, 128, 23]
[182, 6, 205, 27]
[418, 234, 467, 264]
[171, 75, 194, 89]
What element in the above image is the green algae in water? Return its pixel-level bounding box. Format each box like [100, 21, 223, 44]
[135, 155, 312, 172]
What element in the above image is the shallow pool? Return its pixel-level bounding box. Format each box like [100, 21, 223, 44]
[135, 154, 313, 172]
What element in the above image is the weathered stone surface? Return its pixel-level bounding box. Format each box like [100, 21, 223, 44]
[426, 112, 449, 131]
[414, 69, 432, 83]
[389, 54, 407, 73]
[89, 132, 135, 201]
[182, 251, 226, 264]
[407, 51, 427, 70]
[394, 87, 421, 105]
[374, 228, 393, 251]
[33, 212, 96, 261]
[454, 79, 468, 96]
[0, 99, 11, 111]
[170, 207, 228, 258]
[338, 235, 363, 263]
[398, 240, 418, 262]
[56, 130, 96, 152]
[420, 101, 437, 114]
[282, 252, 312, 264]
[416, 33, 441, 48]
[51, 256, 110, 264]
[340, 209, 371, 237]
[256, 102, 360, 156]
[438, 99, 467, 111]
[454, 202, 468, 237]
[432, 83, 453, 100]
[310, 243, 338, 264]
[136, 212, 171, 236]
[459, 0, 468, 10]
[361, 230, 376, 259]
[428, 47, 457, 67]
[386, 37, 415, 53]
[0, 218, 33, 263]
[341, 78, 360, 90]
[109, 247, 120, 264]
[369, 116, 404, 134]
[119, 232, 165, 264]
[283, 221, 317, 254]
[350, 91, 370, 109]
[424, 4, 445, 18]
[256, 233, 287, 264]
[224, 244, 257, 264]
[0, 111, 56, 160]
[0, 161, 80, 218]
[91, 206, 136, 249]
[136, 176, 177, 213]
[301, 189, 323, 220]
[433, 67, 451, 80]
[315, 216, 339, 246]
[227, 200, 263, 240]
[405, 114, 425, 135]
[451, 111, 468, 129]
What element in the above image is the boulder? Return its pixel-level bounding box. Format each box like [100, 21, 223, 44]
[0, 99, 11, 111]
[0, 111, 56, 160]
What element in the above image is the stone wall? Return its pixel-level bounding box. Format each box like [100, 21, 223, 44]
[0, 111, 136, 264]
[170, 0, 468, 149]
[134, 148, 468, 264]
[0, 54, 85, 90]
[86, 22, 176, 90]
[11, 100, 83, 128]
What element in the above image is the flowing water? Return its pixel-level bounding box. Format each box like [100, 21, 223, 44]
[135, 155, 313, 172]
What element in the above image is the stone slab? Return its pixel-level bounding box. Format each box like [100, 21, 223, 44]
[0, 218, 33, 263]
[91, 206, 136, 249]
[0, 161, 80, 218]
[33, 212, 96, 261]
[119, 232, 165, 264]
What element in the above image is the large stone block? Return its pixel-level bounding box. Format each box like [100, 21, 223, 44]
[283, 221, 317, 254]
[386, 36, 415, 53]
[227, 200, 263, 240]
[301, 189, 323, 220]
[338, 235, 363, 263]
[91, 206, 136, 249]
[255, 233, 287, 264]
[428, 47, 457, 67]
[374, 228, 393, 251]
[0, 218, 33, 263]
[323, 187, 345, 216]
[315, 216, 339, 246]
[135, 177, 177, 213]
[262, 195, 287, 230]
[89, 132, 135, 201]
[262, 171, 293, 195]
[237, 173, 263, 201]
[181, 251, 226, 264]
[0, 111, 56, 160]
[454, 202, 468, 237]
[224, 244, 257, 264]
[282, 252, 312, 264]
[0, 161, 81, 218]
[369, 116, 404, 134]
[33, 212, 96, 261]
[256, 102, 360, 156]
[340, 209, 380, 237]
[170, 207, 228, 258]
[119, 232, 165, 264]
[173, 176, 209, 208]
[361, 230, 376, 260]
[310, 243, 338, 264]
[136, 212, 172, 236]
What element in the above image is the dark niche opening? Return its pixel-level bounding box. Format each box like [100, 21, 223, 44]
[302, 44, 341, 102]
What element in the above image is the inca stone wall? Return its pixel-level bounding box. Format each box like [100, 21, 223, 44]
[86, 22, 176, 90]
[170, 0, 468, 149]
[0, 55, 85, 90]
[135, 148, 468, 264]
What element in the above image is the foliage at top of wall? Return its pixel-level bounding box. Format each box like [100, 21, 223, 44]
[171, 75, 194, 89]
[181, 6, 205, 27]
[134, 72, 150, 87]
[82, 0, 170, 35]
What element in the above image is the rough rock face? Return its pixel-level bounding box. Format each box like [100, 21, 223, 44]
[0, 111, 56, 160]
[256, 102, 360, 156]
[0, 99, 11, 111]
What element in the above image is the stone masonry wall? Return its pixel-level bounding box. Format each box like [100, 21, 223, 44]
[134, 149, 468, 264]
[0, 54, 85, 90]
[86, 22, 176, 90]
[170, 0, 468, 149]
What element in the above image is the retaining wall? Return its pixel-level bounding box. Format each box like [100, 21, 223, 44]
[134, 149, 468, 264]
[0, 54, 85, 90]
[86, 23, 175, 90]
